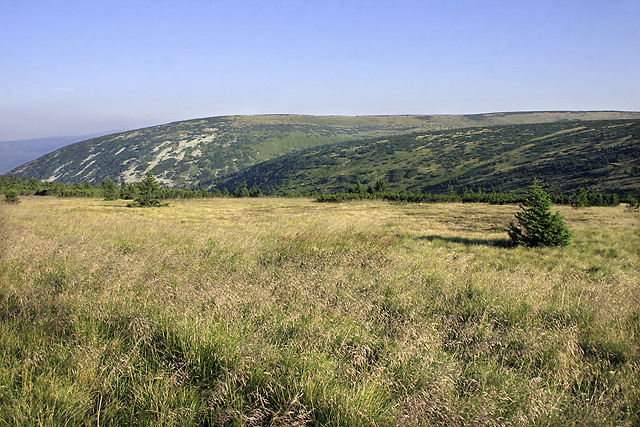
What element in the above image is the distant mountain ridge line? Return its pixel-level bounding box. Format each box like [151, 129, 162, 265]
[6, 111, 640, 196]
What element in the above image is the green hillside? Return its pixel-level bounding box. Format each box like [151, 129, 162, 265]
[218, 119, 640, 196]
[9, 112, 640, 189]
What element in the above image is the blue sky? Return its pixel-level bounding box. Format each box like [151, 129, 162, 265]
[1, 0, 639, 140]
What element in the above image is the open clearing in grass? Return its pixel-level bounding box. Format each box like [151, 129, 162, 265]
[1, 197, 639, 425]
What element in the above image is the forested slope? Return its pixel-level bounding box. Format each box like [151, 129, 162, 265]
[218, 119, 639, 196]
[10, 112, 639, 189]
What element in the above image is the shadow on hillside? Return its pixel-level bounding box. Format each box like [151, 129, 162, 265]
[416, 235, 513, 248]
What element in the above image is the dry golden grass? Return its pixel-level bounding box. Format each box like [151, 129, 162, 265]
[1, 196, 638, 426]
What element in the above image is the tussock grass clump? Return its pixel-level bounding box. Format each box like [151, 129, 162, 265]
[1, 197, 638, 425]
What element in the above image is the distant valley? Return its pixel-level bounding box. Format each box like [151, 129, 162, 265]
[0, 131, 120, 174]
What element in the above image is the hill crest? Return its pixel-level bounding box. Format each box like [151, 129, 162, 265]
[8, 111, 640, 193]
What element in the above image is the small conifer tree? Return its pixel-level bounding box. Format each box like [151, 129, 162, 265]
[233, 182, 250, 198]
[626, 197, 640, 212]
[102, 178, 120, 201]
[128, 171, 166, 207]
[508, 180, 571, 247]
[4, 189, 20, 204]
[249, 185, 262, 197]
[373, 179, 388, 193]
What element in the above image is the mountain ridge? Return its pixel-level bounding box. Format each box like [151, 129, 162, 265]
[7, 111, 640, 194]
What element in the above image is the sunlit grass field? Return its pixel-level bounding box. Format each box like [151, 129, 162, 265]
[1, 197, 638, 426]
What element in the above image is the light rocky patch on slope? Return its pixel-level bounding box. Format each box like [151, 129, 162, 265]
[113, 130, 142, 140]
[156, 175, 175, 187]
[81, 153, 98, 165]
[151, 140, 173, 153]
[82, 168, 97, 181]
[121, 161, 142, 183]
[74, 160, 96, 177]
[46, 162, 73, 181]
[146, 146, 174, 172]
[530, 127, 589, 141]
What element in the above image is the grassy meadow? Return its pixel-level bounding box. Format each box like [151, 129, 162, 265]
[1, 196, 639, 426]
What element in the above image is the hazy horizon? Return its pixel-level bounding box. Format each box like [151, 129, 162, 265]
[3, 109, 640, 144]
[2, 0, 639, 141]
